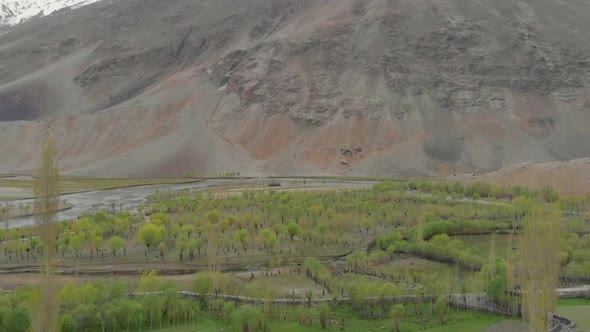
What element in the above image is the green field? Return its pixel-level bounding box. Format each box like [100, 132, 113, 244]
[556, 299, 590, 330]
[454, 234, 516, 260]
[151, 311, 507, 332]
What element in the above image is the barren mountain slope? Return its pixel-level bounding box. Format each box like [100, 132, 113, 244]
[0, 0, 589, 177]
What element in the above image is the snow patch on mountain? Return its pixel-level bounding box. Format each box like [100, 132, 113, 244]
[0, 0, 102, 26]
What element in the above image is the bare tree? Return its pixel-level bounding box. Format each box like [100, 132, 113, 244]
[34, 134, 61, 332]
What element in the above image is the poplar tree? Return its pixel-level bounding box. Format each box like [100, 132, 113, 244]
[34, 134, 61, 332]
[520, 205, 561, 332]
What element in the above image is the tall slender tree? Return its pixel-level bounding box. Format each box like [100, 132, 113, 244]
[34, 134, 61, 332]
[1, 204, 10, 248]
[519, 205, 561, 332]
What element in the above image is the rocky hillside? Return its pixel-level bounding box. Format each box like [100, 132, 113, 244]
[0, 0, 589, 177]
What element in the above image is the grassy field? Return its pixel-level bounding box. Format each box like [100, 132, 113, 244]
[556, 299, 590, 330]
[375, 256, 458, 276]
[234, 270, 328, 298]
[0, 176, 200, 199]
[454, 234, 516, 260]
[151, 312, 508, 332]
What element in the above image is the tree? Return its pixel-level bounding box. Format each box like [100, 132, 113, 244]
[479, 258, 510, 304]
[390, 304, 404, 332]
[193, 273, 213, 298]
[1, 206, 10, 247]
[34, 134, 60, 332]
[520, 206, 561, 332]
[305, 289, 313, 307]
[91, 235, 103, 259]
[231, 305, 261, 332]
[318, 303, 330, 329]
[286, 222, 301, 241]
[142, 294, 163, 329]
[187, 238, 203, 261]
[235, 229, 250, 251]
[129, 301, 143, 331]
[158, 242, 166, 261]
[176, 236, 188, 261]
[70, 234, 85, 259]
[278, 204, 289, 223]
[138, 271, 163, 292]
[108, 236, 125, 258]
[183, 225, 195, 238]
[540, 186, 559, 203]
[292, 206, 303, 222]
[257, 228, 277, 251]
[58, 314, 76, 332]
[205, 210, 221, 224]
[4, 307, 31, 332]
[360, 216, 376, 234]
[137, 224, 163, 255]
[434, 295, 448, 324]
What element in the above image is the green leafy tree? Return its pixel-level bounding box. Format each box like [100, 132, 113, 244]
[318, 303, 330, 329]
[137, 223, 163, 255]
[305, 289, 313, 307]
[434, 295, 448, 324]
[58, 314, 76, 332]
[286, 222, 301, 241]
[183, 225, 195, 238]
[142, 294, 163, 329]
[176, 236, 188, 261]
[292, 206, 303, 222]
[138, 271, 163, 293]
[235, 229, 250, 251]
[70, 234, 85, 259]
[188, 238, 203, 260]
[108, 236, 125, 258]
[479, 258, 510, 304]
[4, 307, 31, 332]
[205, 210, 221, 224]
[257, 228, 277, 251]
[231, 304, 262, 332]
[91, 234, 104, 259]
[278, 204, 289, 223]
[193, 273, 213, 297]
[129, 300, 143, 331]
[390, 304, 404, 332]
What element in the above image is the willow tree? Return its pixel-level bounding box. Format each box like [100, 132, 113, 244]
[34, 134, 61, 332]
[519, 205, 561, 332]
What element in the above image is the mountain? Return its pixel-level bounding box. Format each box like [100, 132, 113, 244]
[0, 0, 101, 27]
[0, 0, 589, 177]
